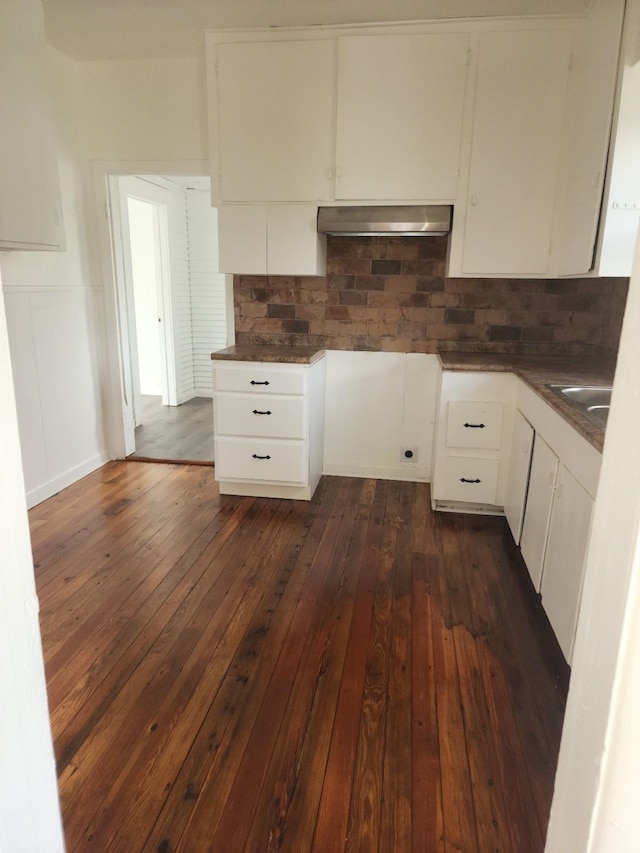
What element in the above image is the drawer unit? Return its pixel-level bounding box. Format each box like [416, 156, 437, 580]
[214, 393, 305, 439]
[212, 352, 326, 500]
[214, 363, 306, 395]
[431, 369, 516, 513]
[446, 401, 504, 449]
[440, 457, 500, 505]
[215, 437, 307, 485]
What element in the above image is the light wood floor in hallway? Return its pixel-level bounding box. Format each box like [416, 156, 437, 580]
[129, 396, 214, 464]
[31, 461, 569, 852]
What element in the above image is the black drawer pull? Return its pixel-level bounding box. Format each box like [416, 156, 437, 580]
[252, 409, 272, 416]
[250, 380, 270, 386]
[464, 422, 486, 429]
[252, 454, 271, 460]
[460, 477, 481, 484]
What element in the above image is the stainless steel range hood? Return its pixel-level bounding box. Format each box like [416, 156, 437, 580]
[317, 204, 451, 236]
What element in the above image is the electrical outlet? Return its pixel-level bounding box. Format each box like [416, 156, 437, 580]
[400, 446, 418, 463]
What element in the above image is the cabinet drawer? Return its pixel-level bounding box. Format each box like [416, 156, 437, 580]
[215, 394, 305, 439]
[439, 457, 500, 504]
[446, 401, 504, 449]
[214, 364, 305, 395]
[215, 437, 307, 485]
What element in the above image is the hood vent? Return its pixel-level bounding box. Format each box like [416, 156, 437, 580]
[317, 204, 451, 236]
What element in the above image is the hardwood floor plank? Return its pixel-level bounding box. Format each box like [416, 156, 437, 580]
[453, 627, 516, 852]
[311, 481, 390, 852]
[139, 477, 345, 852]
[379, 481, 413, 852]
[197, 479, 375, 853]
[56, 495, 288, 846]
[95, 500, 308, 850]
[30, 466, 569, 853]
[345, 504, 395, 850]
[429, 545, 480, 853]
[411, 552, 445, 853]
[244, 479, 385, 853]
[49, 492, 253, 762]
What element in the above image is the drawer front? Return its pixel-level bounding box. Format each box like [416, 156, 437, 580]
[215, 437, 308, 485]
[215, 394, 305, 439]
[439, 456, 500, 504]
[446, 401, 504, 449]
[214, 364, 306, 395]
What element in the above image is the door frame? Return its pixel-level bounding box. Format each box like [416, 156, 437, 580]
[92, 160, 210, 459]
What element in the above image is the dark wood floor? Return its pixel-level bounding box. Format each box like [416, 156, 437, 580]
[129, 396, 214, 464]
[31, 462, 569, 852]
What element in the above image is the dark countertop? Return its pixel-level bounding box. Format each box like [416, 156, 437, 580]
[211, 345, 326, 365]
[438, 352, 617, 453]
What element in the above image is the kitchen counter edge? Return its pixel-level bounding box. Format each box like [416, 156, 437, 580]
[437, 352, 616, 454]
[211, 345, 326, 365]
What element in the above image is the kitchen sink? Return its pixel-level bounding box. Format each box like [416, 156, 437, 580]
[547, 384, 612, 428]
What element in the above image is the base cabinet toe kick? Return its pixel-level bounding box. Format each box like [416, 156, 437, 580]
[432, 369, 602, 664]
[212, 351, 326, 500]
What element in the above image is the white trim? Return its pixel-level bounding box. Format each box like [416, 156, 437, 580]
[90, 159, 208, 459]
[24, 451, 110, 510]
[322, 462, 429, 482]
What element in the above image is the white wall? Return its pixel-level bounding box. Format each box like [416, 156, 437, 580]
[0, 270, 65, 852]
[76, 58, 208, 162]
[1, 47, 110, 508]
[323, 351, 439, 481]
[598, 0, 640, 276]
[545, 228, 640, 851]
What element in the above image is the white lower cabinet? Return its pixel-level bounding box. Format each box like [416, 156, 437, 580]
[520, 433, 559, 589]
[431, 370, 516, 513]
[504, 410, 535, 544]
[539, 465, 593, 663]
[510, 382, 600, 664]
[212, 356, 326, 500]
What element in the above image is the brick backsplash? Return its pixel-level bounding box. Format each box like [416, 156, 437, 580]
[233, 236, 629, 357]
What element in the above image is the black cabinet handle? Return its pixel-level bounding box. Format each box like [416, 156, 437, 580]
[252, 454, 271, 460]
[252, 409, 272, 415]
[464, 422, 486, 429]
[460, 478, 481, 484]
[250, 380, 270, 386]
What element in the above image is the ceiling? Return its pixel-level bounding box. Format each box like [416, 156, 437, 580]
[43, 0, 594, 61]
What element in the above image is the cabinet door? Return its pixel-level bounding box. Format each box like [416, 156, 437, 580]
[268, 205, 326, 275]
[541, 465, 593, 663]
[216, 40, 335, 202]
[335, 33, 469, 201]
[217, 205, 267, 274]
[218, 204, 326, 275]
[461, 29, 572, 275]
[0, 0, 63, 250]
[504, 411, 534, 544]
[520, 433, 559, 590]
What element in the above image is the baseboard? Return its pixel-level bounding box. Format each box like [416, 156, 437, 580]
[25, 451, 110, 509]
[194, 387, 214, 399]
[322, 462, 430, 483]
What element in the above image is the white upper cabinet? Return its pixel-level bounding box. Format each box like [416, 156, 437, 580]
[218, 204, 326, 276]
[0, 0, 63, 251]
[334, 33, 469, 201]
[457, 28, 572, 276]
[214, 39, 335, 203]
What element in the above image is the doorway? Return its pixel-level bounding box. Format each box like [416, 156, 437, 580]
[108, 173, 230, 464]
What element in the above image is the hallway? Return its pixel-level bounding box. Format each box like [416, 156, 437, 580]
[128, 396, 214, 464]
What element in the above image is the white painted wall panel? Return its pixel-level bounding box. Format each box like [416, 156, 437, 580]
[323, 351, 439, 481]
[0, 275, 65, 853]
[1, 47, 110, 508]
